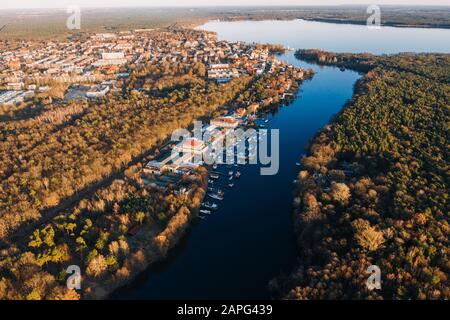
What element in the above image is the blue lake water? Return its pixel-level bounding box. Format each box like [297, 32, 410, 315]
[199, 19, 450, 54]
[114, 19, 449, 299]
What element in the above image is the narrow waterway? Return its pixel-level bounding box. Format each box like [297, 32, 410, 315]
[114, 19, 449, 299]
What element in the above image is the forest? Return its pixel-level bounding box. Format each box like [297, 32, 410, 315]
[277, 52, 449, 299]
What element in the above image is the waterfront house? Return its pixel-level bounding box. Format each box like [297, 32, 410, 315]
[173, 138, 207, 156]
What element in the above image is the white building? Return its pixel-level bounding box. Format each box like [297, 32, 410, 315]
[102, 52, 125, 60]
[0, 91, 27, 105]
[93, 52, 127, 67]
[210, 116, 241, 129]
[86, 85, 110, 99]
[6, 82, 24, 91]
[173, 138, 207, 156]
[207, 63, 239, 80]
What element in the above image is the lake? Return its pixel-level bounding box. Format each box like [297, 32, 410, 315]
[113, 19, 450, 299]
[200, 19, 450, 54]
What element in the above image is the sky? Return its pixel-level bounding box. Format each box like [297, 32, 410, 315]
[1, 0, 449, 10]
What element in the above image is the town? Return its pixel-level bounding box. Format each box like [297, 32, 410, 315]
[0, 27, 305, 204]
[0, 28, 300, 104]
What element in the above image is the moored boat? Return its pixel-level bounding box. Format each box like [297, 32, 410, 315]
[202, 201, 218, 210]
[208, 193, 224, 201]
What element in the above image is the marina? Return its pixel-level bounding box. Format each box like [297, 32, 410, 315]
[114, 18, 449, 300]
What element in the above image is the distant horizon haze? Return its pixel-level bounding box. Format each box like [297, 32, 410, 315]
[1, 1, 450, 10]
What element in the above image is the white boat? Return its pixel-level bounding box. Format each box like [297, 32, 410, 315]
[210, 173, 219, 179]
[202, 202, 218, 210]
[200, 210, 211, 215]
[208, 193, 224, 201]
[209, 187, 224, 196]
[235, 171, 241, 179]
[228, 170, 234, 176]
[228, 183, 234, 188]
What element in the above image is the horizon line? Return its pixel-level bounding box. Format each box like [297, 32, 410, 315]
[1, 4, 450, 11]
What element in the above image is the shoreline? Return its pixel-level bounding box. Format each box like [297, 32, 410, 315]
[283, 50, 450, 299]
[86, 171, 208, 300]
[189, 17, 450, 31]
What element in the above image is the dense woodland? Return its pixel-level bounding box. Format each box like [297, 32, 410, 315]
[0, 165, 207, 299]
[278, 52, 449, 299]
